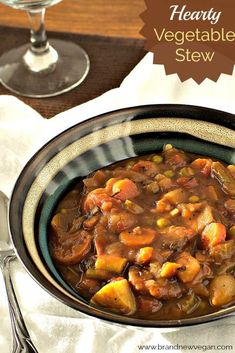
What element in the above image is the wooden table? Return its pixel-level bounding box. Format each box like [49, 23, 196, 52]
[0, 0, 145, 39]
[0, 0, 146, 118]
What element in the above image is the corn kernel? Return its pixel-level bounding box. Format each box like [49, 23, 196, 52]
[189, 195, 200, 203]
[170, 208, 180, 217]
[156, 218, 170, 228]
[228, 225, 235, 238]
[164, 170, 175, 178]
[164, 144, 173, 151]
[152, 155, 163, 164]
[179, 167, 195, 177]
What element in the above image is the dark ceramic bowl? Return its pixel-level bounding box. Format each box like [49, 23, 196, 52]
[9, 104, 235, 328]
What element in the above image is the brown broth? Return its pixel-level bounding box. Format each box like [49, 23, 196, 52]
[49, 146, 235, 320]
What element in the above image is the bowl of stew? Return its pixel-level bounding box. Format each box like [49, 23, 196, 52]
[9, 104, 235, 327]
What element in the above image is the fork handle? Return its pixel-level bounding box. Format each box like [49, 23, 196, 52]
[1, 255, 39, 353]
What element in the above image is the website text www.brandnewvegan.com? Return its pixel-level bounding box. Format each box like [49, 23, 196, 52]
[137, 344, 233, 352]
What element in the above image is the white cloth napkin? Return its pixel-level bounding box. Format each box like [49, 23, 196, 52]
[0, 53, 235, 353]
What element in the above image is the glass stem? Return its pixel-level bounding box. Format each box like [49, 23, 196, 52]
[28, 9, 48, 53]
[23, 8, 58, 73]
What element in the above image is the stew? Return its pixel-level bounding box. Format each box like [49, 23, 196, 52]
[49, 144, 235, 320]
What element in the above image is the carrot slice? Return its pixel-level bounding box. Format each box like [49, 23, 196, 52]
[83, 188, 114, 212]
[131, 160, 158, 177]
[111, 178, 140, 201]
[191, 158, 212, 176]
[120, 227, 157, 247]
[201, 222, 226, 248]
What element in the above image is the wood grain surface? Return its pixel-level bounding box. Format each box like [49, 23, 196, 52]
[0, 1, 147, 118]
[0, 26, 145, 118]
[0, 0, 145, 39]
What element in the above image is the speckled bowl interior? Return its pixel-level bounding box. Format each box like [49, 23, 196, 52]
[9, 104, 235, 327]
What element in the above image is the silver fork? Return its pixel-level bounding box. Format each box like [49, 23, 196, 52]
[0, 190, 38, 353]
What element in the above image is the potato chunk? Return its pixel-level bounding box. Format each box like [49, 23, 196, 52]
[95, 255, 127, 274]
[163, 188, 187, 205]
[201, 222, 226, 249]
[209, 240, 235, 262]
[91, 279, 136, 315]
[176, 252, 200, 283]
[190, 205, 214, 233]
[160, 262, 181, 278]
[210, 275, 235, 306]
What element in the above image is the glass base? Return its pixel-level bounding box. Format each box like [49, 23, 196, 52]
[0, 39, 90, 98]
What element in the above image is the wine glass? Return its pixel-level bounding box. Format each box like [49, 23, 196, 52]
[0, 0, 90, 97]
